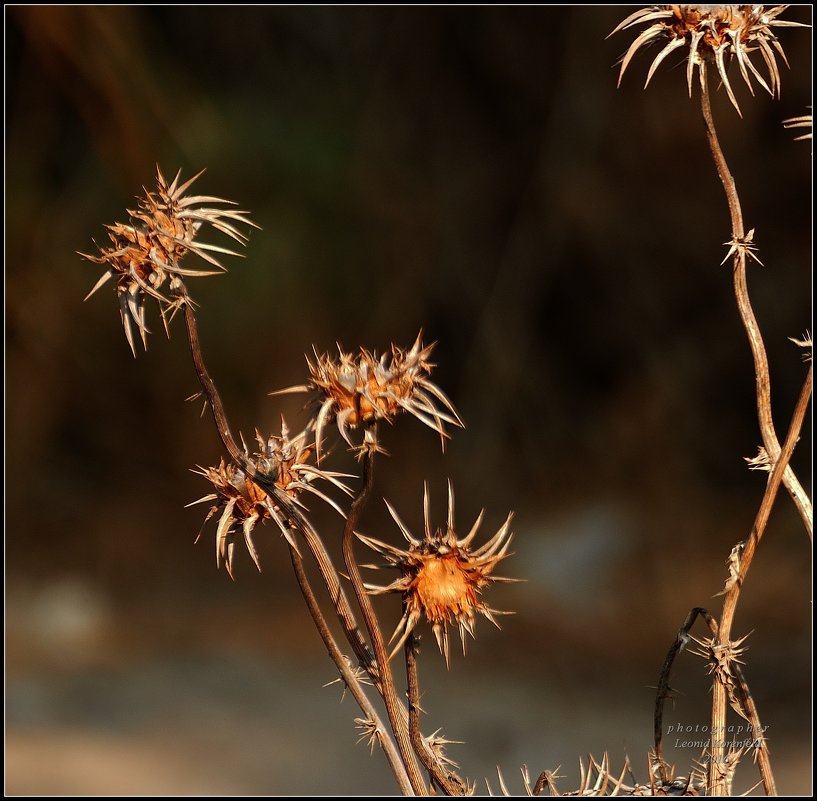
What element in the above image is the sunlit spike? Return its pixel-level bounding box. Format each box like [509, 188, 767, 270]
[423, 482, 432, 540]
[715, 44, 742, 116]
[446, 479, 455, 533]
[268, 384, 310, 396]
[242, 516, 263, 572]
[83, 269, 113, 301]
[314, 399, 335, 464]
[687, 31, 705, 97]
[184, 493, 219, 508]
[384, 500, 421, 546]
[472, 513, 514, 558]
[171, 168, 207, 200]
[460, 509, 485, 547]
[118, 291, 137, 358]
[644, 36, 685, 88]
[302, 484, 347, 519]
[617, 23, 666, 87]
[215, 498, 237, 570]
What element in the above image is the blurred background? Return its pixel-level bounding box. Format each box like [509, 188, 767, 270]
[5, 6, 812, 795]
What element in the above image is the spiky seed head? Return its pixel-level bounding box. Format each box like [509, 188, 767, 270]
[610, 5, 805, 116]
[189, 459, 271, 579]
[189, 419, 352, 577]
[272, 332, 463, 462]
[359, 482, 514, 667]
[80, 166, 258, 355]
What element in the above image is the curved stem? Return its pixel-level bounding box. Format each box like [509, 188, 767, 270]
[342, 444, 428, 795]
[699, 71, 812, 539]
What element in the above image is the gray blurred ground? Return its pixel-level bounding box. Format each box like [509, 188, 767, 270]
[5, 6, 812, 795]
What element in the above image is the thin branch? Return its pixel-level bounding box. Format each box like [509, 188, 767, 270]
[289, 546, 413, 795]
[653, 607, 718, 781]
[342, 442, 428, 795]
[699, 68, 812, 540]
[406, 632, 467, 795]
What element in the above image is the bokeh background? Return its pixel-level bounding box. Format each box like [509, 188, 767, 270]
[6, 6, 812, 795]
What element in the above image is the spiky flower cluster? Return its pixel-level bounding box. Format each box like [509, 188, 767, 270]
[359, 482, 513, 666]
[81, 166, 257, 355]
[189, 421, 351, 577]
[611, 5, 803, 115]
[274, 333, 463, 461]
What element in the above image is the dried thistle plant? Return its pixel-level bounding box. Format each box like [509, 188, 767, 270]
[611, 5, 810, 795]
[359, 481, 514, 666]
[80, 165, 257, 355]
[611, 5, 804, 115]
[272, 333, 463, 462]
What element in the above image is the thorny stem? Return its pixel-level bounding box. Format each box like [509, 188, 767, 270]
[709, 365, 812, 793]
[342, 442, 428, 795]
[700, 70, 811, 796]
[699, 70, 812, 540]
[289, 545, 413, 795]
[405, 632, 467, 795]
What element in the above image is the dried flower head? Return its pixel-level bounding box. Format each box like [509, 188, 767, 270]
[611, 5, 805, 115]
[189, 419, 351, 577]
[80, 166, 257, 355]
[359, 481, 514, 666]
[272, 333, 463, 462]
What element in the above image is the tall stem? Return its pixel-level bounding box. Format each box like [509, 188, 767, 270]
[342, 444, 428, 795]
[699, 72, 812, 795]
[699, 73, 812, 539]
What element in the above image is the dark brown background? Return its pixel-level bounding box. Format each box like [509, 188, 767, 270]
[6, 6, 812, 795]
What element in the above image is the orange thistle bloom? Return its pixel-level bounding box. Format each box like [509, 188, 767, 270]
[189, 419, 352, 578]
[272, 333, 463, 462]
[359, 481, 514, 667]
[610, 5, 805, 115]
[80, 166, 257, 355]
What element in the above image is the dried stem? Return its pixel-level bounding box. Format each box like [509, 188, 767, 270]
[405, 632, 466, 795]
[694, 70, 813, 794]
[699, 68, 812, 540]
[710, 364, 812, 792]
[342, 441, 428, 795]
[653, 607, 718, 780]
[289, 545, 412, 795]
[732, 660, 776, 795]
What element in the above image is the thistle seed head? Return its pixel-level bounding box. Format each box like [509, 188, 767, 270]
[80, 166, 258, 355]
[189, 419, 351, 577]
[610, 5, 805, 116]
[359, 481, 514, 667]
[272, 332, 463, 462]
